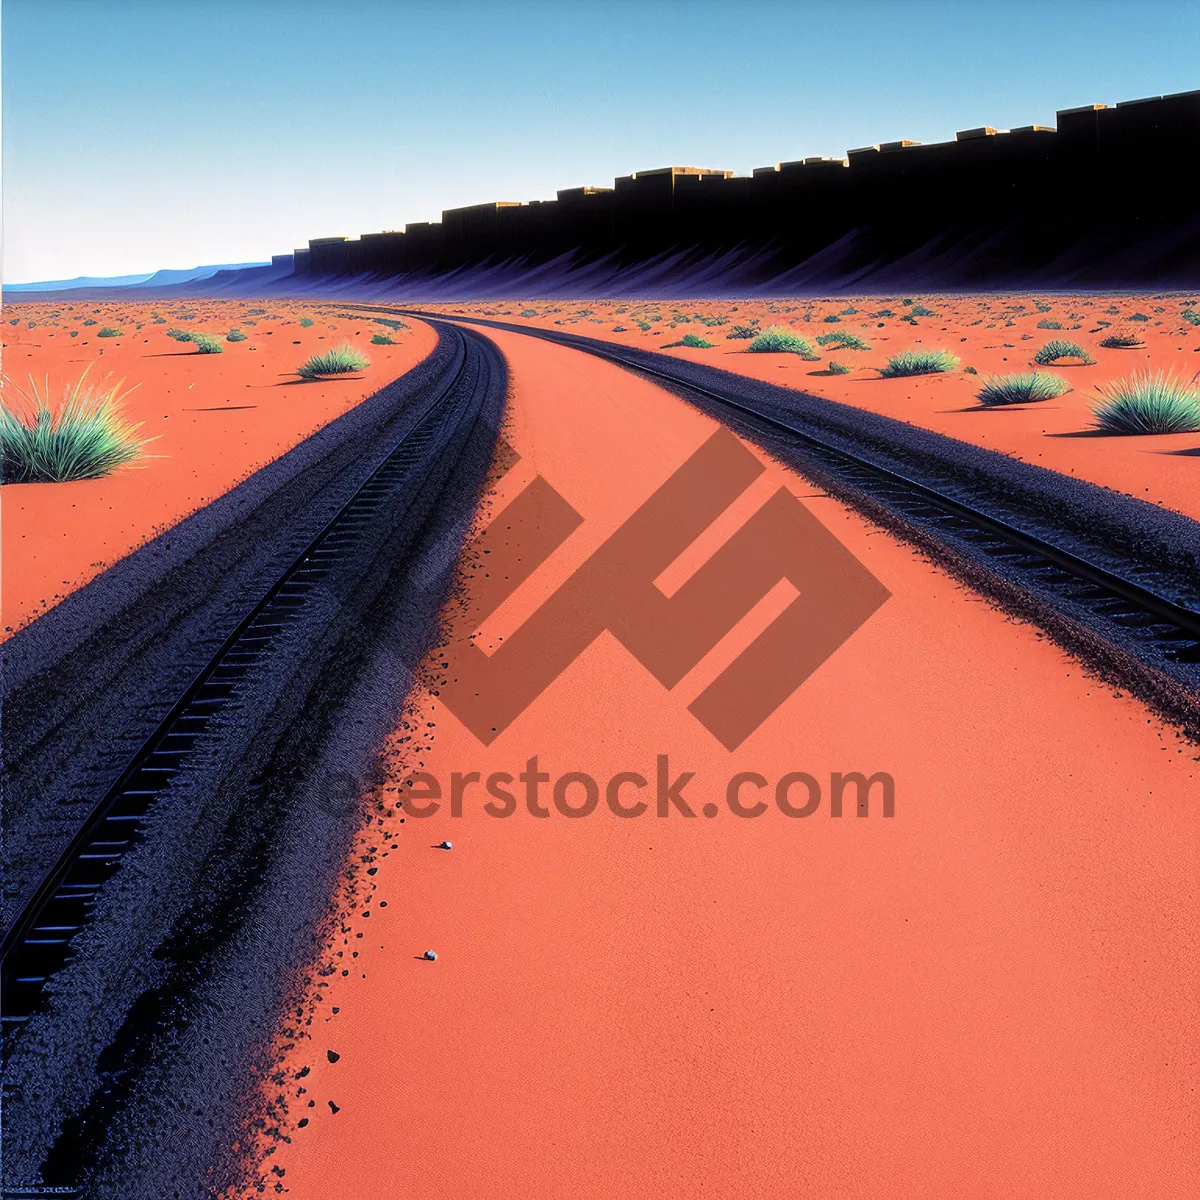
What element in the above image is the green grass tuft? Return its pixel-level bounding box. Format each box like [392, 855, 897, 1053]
[226, 329, 247, 342]
[1, 368, 150, 483]
[826, 360, 851, 375]
[816, 331, 871, 350]
[976, 372, 1070, 407]
[299, 317, 314, 328]
[1033, 339, 1095, 365]
[192, 334, 224, 354]
[96, 327, 123, 338]
[879, 349, 960, 377]
[1090, 368, 1200, 435]
[166, 328, 194, 342]
[664, 333, 715, 348]
[297, 343, 370, 380]
[1099, 331, 1144, 349]
[371, 333, 395, 345]
[747, 326, 819, 358]
[1036, 319, 1062, 330]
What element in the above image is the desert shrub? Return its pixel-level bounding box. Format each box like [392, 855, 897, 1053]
[826, 360, 851, 375]
[1181, 309, 1200, 326]
[1, 369, 149, 483]
[726, 325, 760, 339]
[871, 309, 895, 318]
[96, 327, 122, 338]
[245, 308, 267, 316]
[376, 318, 406, 331]
[664, 333, 714, 348]
[1034, 302, 1052, 312]
[299, 317, 314, 328]
[747, 326, 818, 358]
[1098, 331, 1143, 349]
[1036, 319, 1062, 330]
[70, 331, 78, 338]
[226, 329, 247, 342]
[83, 319, 97, 327]
[371, 333, 395, 345]
[1091, 368, 1200, 434]
[910, 304, 936, 317]
[816, 331, 871, 350]
[191, 334, 223, 354]
[822, 314, 841, 323]
[840, 306, 858, 315]
[976, 372, 1070, 406]
[879, 349, 960, 377]
[637, 322, 652, 332]
[1128, 313, 1149, 322]
[1033, 339, 1095, 365]
[520, 310, 537, 318]
[297, 343, 370, 380]
[612, 326, 627, 332]
[167, 328, 194, 342]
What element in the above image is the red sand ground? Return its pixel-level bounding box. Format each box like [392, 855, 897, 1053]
[1, 301, 435, 633]
[428, 295, 1200, 523]
[242, 325, 1199, 1198]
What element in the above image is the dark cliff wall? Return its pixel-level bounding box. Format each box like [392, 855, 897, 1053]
[294, 88, 1195, 289]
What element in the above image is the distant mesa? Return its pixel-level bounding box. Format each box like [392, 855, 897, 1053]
[12, 89, 1199, 300]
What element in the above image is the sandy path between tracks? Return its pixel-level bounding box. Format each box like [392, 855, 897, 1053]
[239, 325, 1198, 1198]
[429, 294, 1200, 524]
[1, 301, 436, 634]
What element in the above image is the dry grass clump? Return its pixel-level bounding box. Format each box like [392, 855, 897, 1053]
[747, 326, 818, 358]
[297, 343, 370, 379]
[1090, 368, 1200, 434]
[976, 372, 1069, 406]
[879, 349, 960, 377]
[1, 368, 150, 482]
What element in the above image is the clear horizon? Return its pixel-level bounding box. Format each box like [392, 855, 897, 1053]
[4, 0, 1198, 285]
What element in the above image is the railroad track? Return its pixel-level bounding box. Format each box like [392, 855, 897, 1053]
[355, 306, 1200, 727]
[1, 320, 504, 1197]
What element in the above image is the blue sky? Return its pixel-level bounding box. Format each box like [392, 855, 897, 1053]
[4, 0, 1198, 283]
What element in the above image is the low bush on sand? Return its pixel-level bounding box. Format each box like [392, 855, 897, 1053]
[297, 343, 370, 380]
[1036, 319, 1062, 330]
[299, 317, 314, 328]
[664, 333, 715, 348]
[192, 334, 224, 354]
[879, 349, 960, 377]
[371, 333, 395, 345]
[1091, 369, 1200, 435]
[976, 372, 1069, 406]
[226, 329, 247, 342]
[910, 304, 936, 317]
[1033, 339, 1095, 365]
[96, 327, 123, 338]
[1, 368, 150, 483]
[1099, 331, 1144, 349]
[826, 360, 851, 375]
[726, 324, 760, 339]
[520, 310, 537, 318]
[822, 314, 841, 323]
[747, 326, 818, 358]
[167, 328, 193, 342]
[816, 331, 871, 350]
[1181, 308, 1200, 326]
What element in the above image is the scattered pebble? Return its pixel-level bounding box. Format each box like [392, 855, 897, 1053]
[327, 1050, 340, 1063]
[423, 949, 437, 961]
[438, 840, 452, 850]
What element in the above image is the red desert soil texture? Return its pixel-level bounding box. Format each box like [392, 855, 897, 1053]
[239, 323, 1198, 1199]
[428, 293, 1200, 523]
[1, 301, 436, 634]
